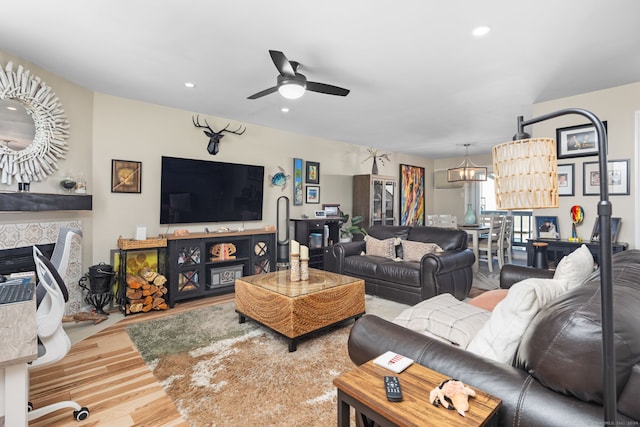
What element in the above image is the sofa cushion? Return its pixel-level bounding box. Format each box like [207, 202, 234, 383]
[467, 289, 509, 311]
[392, 293, 490, 348]
[344, 255, 385, 278]
[364, 235, 399, 259]
[466, 277, 571, 364]
[407, 226, 468, 251]
[552, 243, 595, 289]
[401, 240, 443, 262]
[377, 261, 421, 287]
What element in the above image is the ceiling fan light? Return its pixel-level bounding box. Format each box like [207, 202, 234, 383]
[278, 82, 306, 99]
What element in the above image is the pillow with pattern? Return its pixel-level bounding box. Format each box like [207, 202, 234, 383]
[364, 235, 399, 258]
[401, 240, 444, 262]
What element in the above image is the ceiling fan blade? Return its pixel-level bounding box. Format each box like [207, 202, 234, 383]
[306, 81, 350, 97]
[247, 86, 279, 99]
[269, 50, 295, 77]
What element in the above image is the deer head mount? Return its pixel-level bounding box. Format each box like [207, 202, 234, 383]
[192, 115, 246, 155]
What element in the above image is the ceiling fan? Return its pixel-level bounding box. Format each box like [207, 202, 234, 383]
[247, 50, 350, 100]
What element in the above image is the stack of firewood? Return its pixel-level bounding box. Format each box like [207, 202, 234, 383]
[125, 267, 168, 314]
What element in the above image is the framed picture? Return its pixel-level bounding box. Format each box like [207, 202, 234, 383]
[556, 121, 607, 159]
[590, 217, 621, 243]
[582, 159, 629, 196]
[305, 185, 320, 204]
[305, 161, 320, 184]
[111, 159, 141, 193]
[557, 163, 575, 196]
[293, 158, 304, 206]
[535, 215, 560, 239]
[399, 164, 425, 226]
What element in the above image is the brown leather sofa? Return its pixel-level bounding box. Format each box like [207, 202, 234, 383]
[324, 225, 474, 305]
[347, 250, 640, 426]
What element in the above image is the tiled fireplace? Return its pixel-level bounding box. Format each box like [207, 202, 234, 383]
[0, 220, 83, 314]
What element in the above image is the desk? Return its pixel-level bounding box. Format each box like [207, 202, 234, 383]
[459, 225, 489, 273]
[333, 360, 501, 426]
[526, 239, 628, 267]
[0, 295, 37, 426]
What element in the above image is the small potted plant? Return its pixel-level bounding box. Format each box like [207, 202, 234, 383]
[339, 212, 367, 243]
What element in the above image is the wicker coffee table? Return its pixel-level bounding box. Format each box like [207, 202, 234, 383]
[235, 268, 365, 351]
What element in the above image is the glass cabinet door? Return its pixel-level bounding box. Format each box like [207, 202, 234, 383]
[372, 179, 384, 225]
[383, 180, 396, 225]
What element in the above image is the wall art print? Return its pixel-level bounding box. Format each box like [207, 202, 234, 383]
[111, 159, 141, 193]
[399, 164, 425, 226]
[293, 158, 304, 206]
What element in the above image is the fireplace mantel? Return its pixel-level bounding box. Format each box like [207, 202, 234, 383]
[0, 192, 92, 211]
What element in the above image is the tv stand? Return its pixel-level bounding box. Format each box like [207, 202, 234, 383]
[165, 228, 275, 307]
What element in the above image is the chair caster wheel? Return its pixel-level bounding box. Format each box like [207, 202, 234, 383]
[27, 401, 33, 412]
[74, 407, 90, 421]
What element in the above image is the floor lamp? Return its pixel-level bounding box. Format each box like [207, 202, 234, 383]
[492, 108, 616, 425]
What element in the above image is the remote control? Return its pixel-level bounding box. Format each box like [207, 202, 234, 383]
[384, 376, 403, 402]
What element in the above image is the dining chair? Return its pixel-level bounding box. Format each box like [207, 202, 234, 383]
[498, 215, 514, 268]
[478, 215, 504, 273]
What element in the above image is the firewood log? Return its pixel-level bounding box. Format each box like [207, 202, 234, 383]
[126, 274, 146, 289]
[126, 288, 143, 299]
[153, 275, 167, 286]
[139, 267, 158, 283]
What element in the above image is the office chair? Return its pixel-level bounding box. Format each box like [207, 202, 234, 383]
[29, 246, 89, 422]
[50, 227, 82, 286]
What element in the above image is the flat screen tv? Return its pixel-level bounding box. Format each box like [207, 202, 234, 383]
[160, 156, 264, 224]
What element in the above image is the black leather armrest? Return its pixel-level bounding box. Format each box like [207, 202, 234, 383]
[324, 241, 366, 274]
[421, 248, 474, 274]
[499, 264, 554, 289]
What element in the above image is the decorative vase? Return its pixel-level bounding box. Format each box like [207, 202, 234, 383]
[464, 204, 477, 225]
[371, 157, 379, 175]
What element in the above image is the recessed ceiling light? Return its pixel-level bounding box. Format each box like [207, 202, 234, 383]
[6, 106, 17, 111]
[472, 26, 491, 37]
[281, 107, 290, 113]
[184, 82, 196, 88]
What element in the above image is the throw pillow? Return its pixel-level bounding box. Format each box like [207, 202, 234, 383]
[401, 240, 444, 262]
[392, 293, 490, 348]
[466, 277, 570, 364]
[364, 235, 398, 259]
[467, 289, 509, 312]
[553, 244, 595, 289]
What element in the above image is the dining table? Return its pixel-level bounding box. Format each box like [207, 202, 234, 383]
[458, 224, 490, 273]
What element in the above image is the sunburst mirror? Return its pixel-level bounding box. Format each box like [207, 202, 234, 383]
[0, 61, 69, 185]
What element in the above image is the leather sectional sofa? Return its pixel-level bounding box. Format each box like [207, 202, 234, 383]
[324, 225, 474, 305]
[347, 250, 640, 426]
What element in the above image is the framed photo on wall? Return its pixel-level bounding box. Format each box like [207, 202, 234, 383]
[583, 159, 629, 196]
[556, 121, 607, 159]
[293, 158, 304, 206]
[305, 161, 320, 184]
[590, 217, 622, 243]
[111, 159, 141, 193]
[535, 215, 560, 239]
[557, 163, 575, 196]
[399, 164, 425, 225]
[305, 185, 320, 204]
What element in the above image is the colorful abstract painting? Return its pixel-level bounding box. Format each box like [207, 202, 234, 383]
[400, 164, 425, 226]
[293, 158, 304, 206]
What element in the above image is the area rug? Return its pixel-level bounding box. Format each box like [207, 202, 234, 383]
[125, 295, 408, 427]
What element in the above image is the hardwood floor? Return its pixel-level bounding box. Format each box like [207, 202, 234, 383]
[28, 293, 235, 427]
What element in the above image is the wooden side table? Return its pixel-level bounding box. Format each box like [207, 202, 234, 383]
[333, 360, 501, 427]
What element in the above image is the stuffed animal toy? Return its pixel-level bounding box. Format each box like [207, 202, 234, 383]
[429, 378, 476, 417]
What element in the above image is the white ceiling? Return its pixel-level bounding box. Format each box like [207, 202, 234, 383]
[2, 0, 640, 158]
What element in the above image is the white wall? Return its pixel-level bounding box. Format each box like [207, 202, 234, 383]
[531, 82, 640, 247]
[90, 93, 433, 263]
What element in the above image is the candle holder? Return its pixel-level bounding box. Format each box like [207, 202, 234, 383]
[300, 258, 309, 281]
[290, 253, 301, 282]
